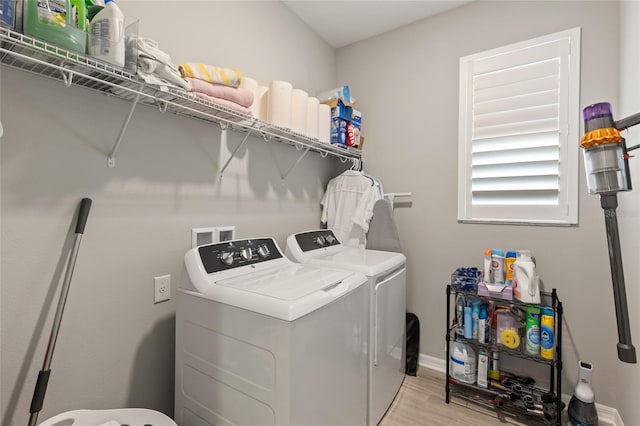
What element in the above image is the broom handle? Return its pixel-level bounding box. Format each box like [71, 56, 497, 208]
[28, 198, 92, 426]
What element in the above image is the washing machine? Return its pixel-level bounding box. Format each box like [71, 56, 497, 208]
[286, 230, 406, 426]
[175, 237, 369, 426]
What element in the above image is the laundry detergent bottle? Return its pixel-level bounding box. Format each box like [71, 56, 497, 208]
[88, 0, 125, 66]
[513, 250, 540, 303]
[24, 0, 88, 53]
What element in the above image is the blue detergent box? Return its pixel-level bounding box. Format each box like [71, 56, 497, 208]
[325, 98, 354, 121]
[331, 117, 349, 146]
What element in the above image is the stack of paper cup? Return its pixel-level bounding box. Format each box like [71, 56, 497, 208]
[306, 97, 319, 139]
[318, 104, 331, 143]
[290, 89, 308, 134]
[268, 80, 293, 128]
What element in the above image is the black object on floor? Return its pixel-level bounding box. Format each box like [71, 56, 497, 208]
[406, 312, 420, 376]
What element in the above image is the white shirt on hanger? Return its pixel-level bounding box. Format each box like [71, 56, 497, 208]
[321, 170, 382, 248]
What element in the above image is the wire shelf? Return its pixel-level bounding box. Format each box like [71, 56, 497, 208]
[0, 27, 362, 164]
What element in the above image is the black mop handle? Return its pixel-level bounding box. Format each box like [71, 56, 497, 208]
[28, 198, 92, 426]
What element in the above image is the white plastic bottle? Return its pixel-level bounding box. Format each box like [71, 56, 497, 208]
[88, 0, 125, 67]
[449, 341, 476, 384]
[513, 250, 540, 303]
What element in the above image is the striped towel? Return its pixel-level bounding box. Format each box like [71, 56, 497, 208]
[178, 63, 242, 88]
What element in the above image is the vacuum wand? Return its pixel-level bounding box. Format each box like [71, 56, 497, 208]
[580, 103, 640, 363]
[600, 194, 636, 363]
[28, 198, 92, 426]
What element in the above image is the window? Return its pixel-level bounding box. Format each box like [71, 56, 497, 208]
[458, 28, 581, 225]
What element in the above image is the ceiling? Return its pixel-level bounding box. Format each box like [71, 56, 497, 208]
[282, 1, 474, 48]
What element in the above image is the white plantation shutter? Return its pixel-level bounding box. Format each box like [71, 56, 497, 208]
[458, 28, 581, 225]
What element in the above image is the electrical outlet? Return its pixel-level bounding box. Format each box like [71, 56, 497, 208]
[154, 275, 171, 303]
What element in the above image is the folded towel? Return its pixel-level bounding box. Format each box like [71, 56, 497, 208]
[186, 78, 253, 108]
[179, 63, 242, 88]
[192, 92, 252, 116]
[137, 37, 172, 65]
[130, 36, 191, 92]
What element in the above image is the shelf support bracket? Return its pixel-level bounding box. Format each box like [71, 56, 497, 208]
[107, 92, 141, 168]
[60, 69, 73, 87]
[219, 129, 251, 181]
[281, 145, 311, 183]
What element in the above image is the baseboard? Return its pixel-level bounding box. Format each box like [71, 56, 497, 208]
[418, 353, 624, 426]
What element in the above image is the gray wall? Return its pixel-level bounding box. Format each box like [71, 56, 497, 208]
[336, 0, 635, 418]
[1, 1, 338, 424]
[616, 1, 640, 422]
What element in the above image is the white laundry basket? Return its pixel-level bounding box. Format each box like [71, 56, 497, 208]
[38, 408, 177, 426]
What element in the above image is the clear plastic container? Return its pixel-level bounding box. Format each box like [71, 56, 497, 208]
[583, 143, 629, 194]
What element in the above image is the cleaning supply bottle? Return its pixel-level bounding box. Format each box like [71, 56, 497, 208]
[477, 350, 489, 388]
[491, 249, 504, 284]
[455, 294, 465, 337]
[463, 306, 472, 339]
[478, 303, 489, 344]
[540, 306, 555, 359]
[449, 341, 476, 384]
[23, 0, 88, 53]
[483, 249, 492, 283]
[88, 0, 125, 67]
[471, 299, 481, 340]
[489, 351, 500, 381]
[504, 251, 517, 285]
[525, 305, 541, 355]
[513, 250, 540, 303]
[568, 361, 599, 425]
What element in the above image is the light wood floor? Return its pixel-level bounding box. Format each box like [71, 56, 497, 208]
[380, 368, 610, 426]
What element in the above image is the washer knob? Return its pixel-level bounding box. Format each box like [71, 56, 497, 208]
[325, 234, 335, 244]
[240, 247, 253, 260]
[220, 251, 234, 266]
[315, 235, 326, 246]
[257, 245, 270, 258]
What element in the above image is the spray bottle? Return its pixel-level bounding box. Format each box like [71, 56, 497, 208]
[568, 361, 599, 426]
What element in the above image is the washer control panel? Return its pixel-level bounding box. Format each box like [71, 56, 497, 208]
[294, 230, 341, 252]
[198, 238, 282, 273]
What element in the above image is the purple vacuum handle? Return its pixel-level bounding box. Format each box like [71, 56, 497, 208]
[75, 198, 92, 234]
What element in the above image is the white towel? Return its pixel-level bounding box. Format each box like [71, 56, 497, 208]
[133, 37, 191, 91]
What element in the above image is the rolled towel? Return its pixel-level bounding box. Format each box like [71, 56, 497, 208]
[186, 77, 253, 108]
[192, 92, 252, 116]
[178, 63, 242, 88]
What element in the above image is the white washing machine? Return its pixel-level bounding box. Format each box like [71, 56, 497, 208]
[285, 230, 406, 426]
[176, 237, 369, 426]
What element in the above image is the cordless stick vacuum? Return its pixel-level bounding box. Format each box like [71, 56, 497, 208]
[580, 103, 638, 363]
[28, 198, 93, 426]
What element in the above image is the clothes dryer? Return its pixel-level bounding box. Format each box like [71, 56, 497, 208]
[285, 230, 406, 426]
[176, 237, 369, 426]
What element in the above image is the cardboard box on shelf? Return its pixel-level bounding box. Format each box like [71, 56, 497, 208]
[331, 117, 349, 146]
[324, 98, 354, 121]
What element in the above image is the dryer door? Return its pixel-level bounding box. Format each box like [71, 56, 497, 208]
[371, 265, 406, 425]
